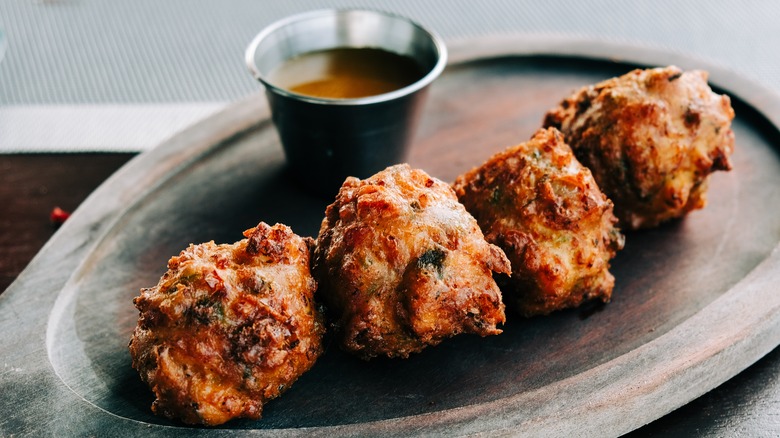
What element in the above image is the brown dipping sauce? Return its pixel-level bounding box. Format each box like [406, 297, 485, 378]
[269, 47, 424, 99]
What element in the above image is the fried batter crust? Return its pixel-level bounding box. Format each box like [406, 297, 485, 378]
[544, 66, 735, 229]
[454, 128, 624, 317]
[129, 222, 324, 426]
[313, 164, 511, 360]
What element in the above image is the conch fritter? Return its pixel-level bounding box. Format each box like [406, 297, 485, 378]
[129, 222, 324, 426]
[313, 164, 511, 360]
[544, 65, 735, 229]
[454, 128, 624, 317]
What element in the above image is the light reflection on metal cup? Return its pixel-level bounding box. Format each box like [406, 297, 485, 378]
[245, 9, 447, 196]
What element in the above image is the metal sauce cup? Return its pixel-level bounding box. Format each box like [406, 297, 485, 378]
[245, 9, 447, 196]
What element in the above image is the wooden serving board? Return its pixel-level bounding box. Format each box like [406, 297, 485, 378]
[2, 36, 780, 437]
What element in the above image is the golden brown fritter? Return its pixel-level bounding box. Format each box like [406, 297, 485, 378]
[454, 128, 624, 317]
[312, 164, 511, 360]
[129, 222, 324, 426]
[544, 66, 735, 229]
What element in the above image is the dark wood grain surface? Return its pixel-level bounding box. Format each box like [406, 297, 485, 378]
[3, 48, 780, 436]
[0, 153, 135, 293]
[3, 155, 779, 434]
[2, 150, 779, 436]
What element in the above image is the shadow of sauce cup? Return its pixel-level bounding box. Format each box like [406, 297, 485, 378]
[245, 9, 447, 197]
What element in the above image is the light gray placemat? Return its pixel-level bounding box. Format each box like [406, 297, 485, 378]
[1, 0, 778, 151]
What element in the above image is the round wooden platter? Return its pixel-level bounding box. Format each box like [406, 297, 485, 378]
[2, 36, 780, 437]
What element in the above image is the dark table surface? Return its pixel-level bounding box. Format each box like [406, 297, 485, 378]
[1, 152, 779, 436]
